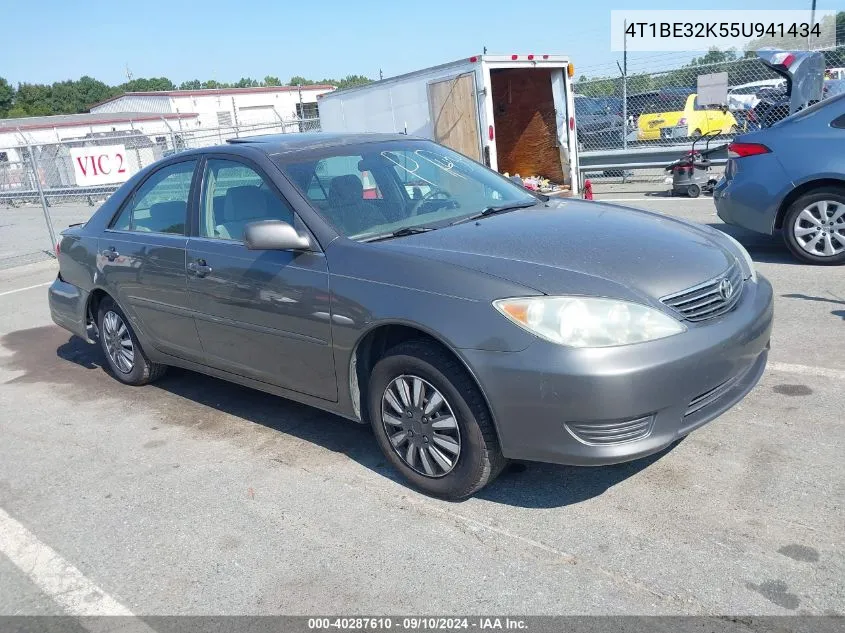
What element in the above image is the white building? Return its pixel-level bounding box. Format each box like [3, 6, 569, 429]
[0, 111, 198, 163]
[89, 85, 336, 127]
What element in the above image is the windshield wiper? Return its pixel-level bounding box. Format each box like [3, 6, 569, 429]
[450, 200, 540, 225]
[359, 226, 438, 243]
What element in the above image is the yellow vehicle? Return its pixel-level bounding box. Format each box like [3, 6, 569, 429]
[638, 93, 738, 140]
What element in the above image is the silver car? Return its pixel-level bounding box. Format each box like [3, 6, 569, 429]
[49, 134, 773, 498]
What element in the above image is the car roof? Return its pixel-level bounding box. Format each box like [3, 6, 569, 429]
[225, 132, 416, 155]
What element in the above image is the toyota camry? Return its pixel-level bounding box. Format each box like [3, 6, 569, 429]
[49, 133, 773, 499]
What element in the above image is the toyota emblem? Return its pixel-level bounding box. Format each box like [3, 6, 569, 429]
[718, 278, 733, 301]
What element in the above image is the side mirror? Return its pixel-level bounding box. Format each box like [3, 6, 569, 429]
[244, 220, 312, 251]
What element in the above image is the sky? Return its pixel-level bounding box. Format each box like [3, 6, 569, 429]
[2, 0, 838, 87]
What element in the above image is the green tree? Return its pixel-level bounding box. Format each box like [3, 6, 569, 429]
[288, 75, 315, 86]
[234, 77, 259, 88]
[179, 79, 202, 90]
[14, 83, 52, 116]
[119, 77, 176, 92]
[263, 75, 281, 86]
[0, 77, 13, 116]
[335, 74, 373, 90]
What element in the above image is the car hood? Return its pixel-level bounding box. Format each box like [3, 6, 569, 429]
[379, 200, 736, 302]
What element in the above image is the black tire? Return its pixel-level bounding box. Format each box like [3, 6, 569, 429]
[367, 340, 506, 500]
[97, 296, 167, 385]
[687, 183, 701, 198]
[782, 187, 845, 265]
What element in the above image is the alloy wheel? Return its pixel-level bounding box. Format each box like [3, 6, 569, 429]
[102, 310, 135, 374]
[381, 375, 461, 478]
[793, 200, 845, 257]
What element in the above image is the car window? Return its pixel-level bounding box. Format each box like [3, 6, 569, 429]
[300, 155, 383, 202]
[277, 140, 537, 240]
[111, 160, 196, 234]
[199, 159, 295, 241]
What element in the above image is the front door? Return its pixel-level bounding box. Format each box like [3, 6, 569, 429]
[186, 156, 336, 400]
[99, 158, 204, 362]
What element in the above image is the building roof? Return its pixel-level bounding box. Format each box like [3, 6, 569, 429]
[91, 84, 336, 109]
[0, 111, 197, 133]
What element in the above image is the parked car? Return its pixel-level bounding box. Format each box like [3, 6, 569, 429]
[714, 93, 845, 264]
[626, 88, 694, 124]
[49, 133, 773, 498]
[574, 95, 624, 148]
[727, 79, 786, 111]
[638, 93, 738, 140]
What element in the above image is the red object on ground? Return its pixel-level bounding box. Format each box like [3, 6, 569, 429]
[583, 179, 593, 200]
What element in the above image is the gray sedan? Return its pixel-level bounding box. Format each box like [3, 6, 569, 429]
[49, 134, 773, 499]
[715, 92, 845, 264]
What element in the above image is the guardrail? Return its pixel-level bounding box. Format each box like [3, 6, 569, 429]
[579, 138, 733, 178]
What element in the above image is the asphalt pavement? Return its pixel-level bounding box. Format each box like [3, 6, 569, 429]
[0, 194, 843, 617]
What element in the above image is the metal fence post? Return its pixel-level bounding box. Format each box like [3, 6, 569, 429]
[25, 142, 57, 250]
[161, 116, 178, 153]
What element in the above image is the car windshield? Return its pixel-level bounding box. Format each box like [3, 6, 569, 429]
[275, 140, 539, 240]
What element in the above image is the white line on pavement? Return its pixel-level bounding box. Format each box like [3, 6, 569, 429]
[0, 506, 134, 616]
[0, 282, 51, 298]
[768, 361, 845, 380]
[597, 197, 713, 202]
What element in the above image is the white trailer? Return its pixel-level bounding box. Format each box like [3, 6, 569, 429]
[317, 54, 580, 194]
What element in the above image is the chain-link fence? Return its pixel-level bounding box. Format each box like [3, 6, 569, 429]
[573, 40, 845, 190]
[0, 116, 320, 270]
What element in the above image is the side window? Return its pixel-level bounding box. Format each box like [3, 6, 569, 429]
[200, 158, 294, 241]
[111, 160, 196, 234]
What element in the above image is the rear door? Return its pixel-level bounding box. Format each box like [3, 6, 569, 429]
[100, 158, 203, 362]
[185, 155, 336, 400]
[427, 73, 482, 161]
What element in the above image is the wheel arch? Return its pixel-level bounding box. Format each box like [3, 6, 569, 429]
[348, 321, 501, 440]
[85, 287, 114, 336]
[775, 178, 845, 230]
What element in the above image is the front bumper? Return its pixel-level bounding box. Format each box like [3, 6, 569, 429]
[461, 275, 774, 466]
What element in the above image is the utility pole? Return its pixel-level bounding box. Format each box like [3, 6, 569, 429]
[379, 68, 383, 80]
[622, 20, 628, 150]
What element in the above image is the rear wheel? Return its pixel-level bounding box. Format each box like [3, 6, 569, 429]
[367, 341, 506, 500]
[783, 188, 845, 265]
[687, 183, 701, 198]
[97, 297, 167, 385]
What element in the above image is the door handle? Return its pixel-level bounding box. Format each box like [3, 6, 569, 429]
[188, 260, 212, 277]
[101, 248, 119, 261]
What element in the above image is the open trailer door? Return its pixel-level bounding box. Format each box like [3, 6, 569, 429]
[427, 73, 483, 162]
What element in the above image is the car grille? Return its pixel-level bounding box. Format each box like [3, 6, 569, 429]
[565, 415, 654, 446]
[661, 261, 744, 322]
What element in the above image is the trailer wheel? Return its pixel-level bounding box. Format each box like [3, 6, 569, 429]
[687, 184, 701, 198]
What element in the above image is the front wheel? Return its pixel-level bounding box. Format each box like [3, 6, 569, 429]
[782, 188, 845, 265]
[367, 341, 506, 500]
[687, 183, 701, 198]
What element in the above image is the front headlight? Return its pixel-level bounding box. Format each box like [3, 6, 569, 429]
[493, 296, 686, 348]
[721, 233, 757, 282]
